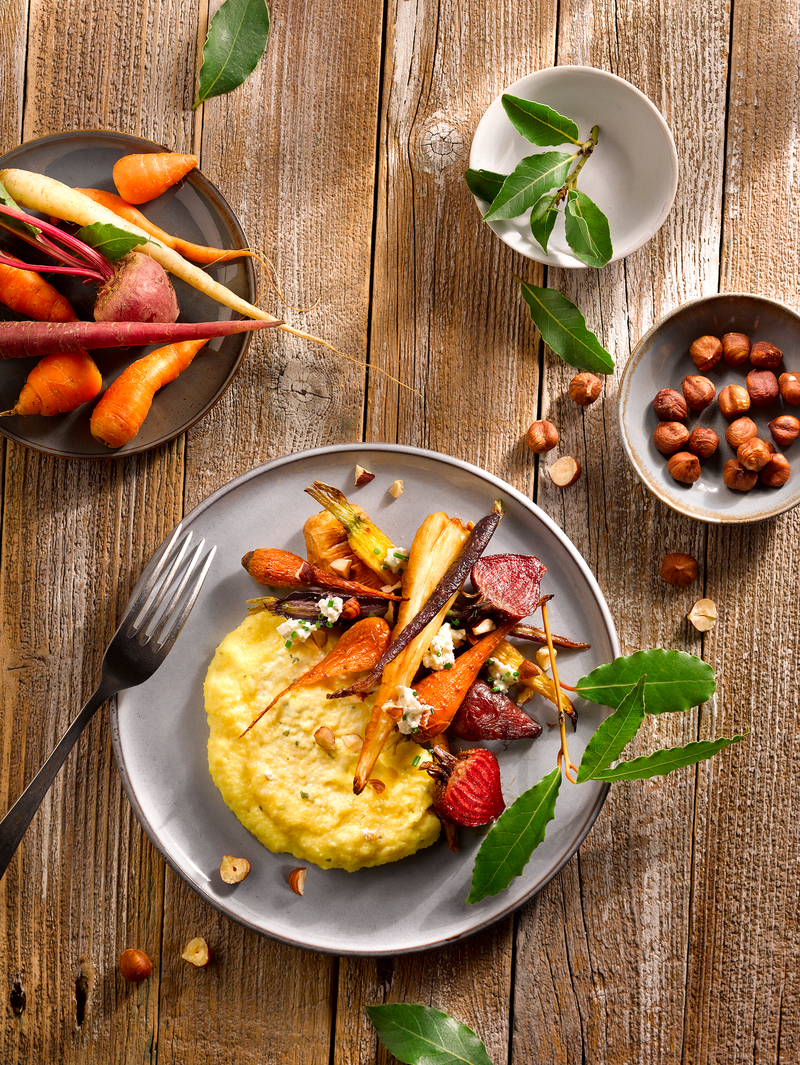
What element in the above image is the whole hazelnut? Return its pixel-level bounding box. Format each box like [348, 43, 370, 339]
[667, 451, 701, 484]
[746, 369, 779, 407]
[653, 388, 688, 421]
[525, 419, 559, 453]
[689, 335, 723, 371]
[723, 459, 758, 491]
[119, 948, 153, 982]
[659, 552, 698, 586]
[778, 371, 800, 404]
[725, 416, 758, 448]
[687, 427, 719, 458]
[759, 454, 791, 487]
[682, 375, 716, 412]
[749, 340, 783, 369]
[721, 332, 751, 366]
[653, 421, 690, 455]
[568, 372, 603, 406]
[718, 384, 750, 418]
[768, 414, 800, 447]
[736, 437, 772, 471]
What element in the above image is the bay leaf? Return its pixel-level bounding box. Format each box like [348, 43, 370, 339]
[516, 279, 614, 373]
[74, 222, 146, 262]
[501, 94, 581, 146]
[576, 649, 716, 714]
[590, 734, 746, 781]
[529, 193, 560, 253]
[576, 675, 646, 783]
[366, 1004, 494, 1065]
[464, 168, 507, 205]
[564, 188, 613, 268]
[483, 152, 573, 222]
[195, 0, 270, 107]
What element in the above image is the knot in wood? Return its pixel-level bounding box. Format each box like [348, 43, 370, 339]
[417, 122, 464, 173]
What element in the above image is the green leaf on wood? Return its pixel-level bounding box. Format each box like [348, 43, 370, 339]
[464, 168, 508, 205]
[576, 675, 647, 783]
[590, 735, 746, 781]
[501, 95, 581, 146]
[576, 649, 716, 715]
[366, 1004, 494, 1065]
[74, 223, 146, 262]
[516, 278, 614, 373]
[468, 765, 561, 904]
[529, 193, 560, 253]
[483, 152, 573, 221]
[194, 0, 270, 107]
[564, 189, 613, 268]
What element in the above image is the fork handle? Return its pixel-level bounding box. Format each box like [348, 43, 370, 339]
[0, 679, 117, 881]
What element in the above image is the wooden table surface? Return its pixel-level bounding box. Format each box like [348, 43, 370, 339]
[2, 1, 798, 1062]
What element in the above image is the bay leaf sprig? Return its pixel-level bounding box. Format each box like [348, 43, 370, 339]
[465, 95, 612, 267]
[516, 277, 614, 374]
[468, 648, 745, 904]
[194, 0, 271, 107]
[366, 1003, 494, 1065]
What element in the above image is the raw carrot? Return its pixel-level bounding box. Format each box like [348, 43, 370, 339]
[89, 339, 207, 447]
[75, 189, 257, 264]
[0, 253, 77, 322]
[112, 152, 198, 205]
[0, 317, 282, 359]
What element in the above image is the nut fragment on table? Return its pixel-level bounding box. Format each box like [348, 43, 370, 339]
[119, 948, 153, 982]
[354, 465, 375, 486]
[682, 375, 715, 411]
[687, 427, 718, 458]
[749, 340, 783, 369]
[388, 479, 404, 498]
[181, 937, 210, 967]
[653, 387, 688, 421]
[768, 415, 800, 448]
[660, 553, 698, 586]
[689, 335, 723, 371]
[220, 855, 251, 884]
[288, 867, 307, 895]
[688, 598, 718, 632]
[568, 372, 602, 406]
[778, 371, 800, 404]
[546, 455, 581, 487]
[760, 454, 791, 487]
[667, 451, 701, 484]
[721, 332, 751, 366]
[725, 416, 758, 449]
[746, 369, 779, 407]
[654, 421, 689, 455]
[525, 419, 559, 453]
[718, 384, 750, 418]
[723, 459, 758, 491]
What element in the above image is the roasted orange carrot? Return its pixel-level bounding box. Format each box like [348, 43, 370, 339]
[89, 339, 207, 447]
[112, 152, 198, 205]
[75, 189, 257, 264]
[241, 548, 403, 600]
[242, 617, 391, 735]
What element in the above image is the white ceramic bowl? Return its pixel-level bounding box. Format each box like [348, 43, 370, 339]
[469, 66, 678, 268]
[619, 293, 800, 524]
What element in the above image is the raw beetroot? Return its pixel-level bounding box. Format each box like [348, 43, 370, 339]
[93, 251, 178, 323]
[450, 679, 542, 741]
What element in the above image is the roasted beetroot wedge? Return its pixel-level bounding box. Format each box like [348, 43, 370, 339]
[471, 553, 546, 619]
[425, 747, 505, 827]
[451, 679, 542, 741]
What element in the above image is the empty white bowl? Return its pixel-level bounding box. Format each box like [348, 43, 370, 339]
[469, 66, 678, 268]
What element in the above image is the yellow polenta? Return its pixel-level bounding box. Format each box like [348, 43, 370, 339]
[204, 611, 440, 871]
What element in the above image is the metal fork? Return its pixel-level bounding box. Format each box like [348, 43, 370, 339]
[0, 523, 216, 881]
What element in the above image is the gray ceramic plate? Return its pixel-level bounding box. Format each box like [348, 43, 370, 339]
[111, 445, 620, 956]
[469, 66, 678, 267]
[619, 293, 800, 523]
[0, 130, 256, 459]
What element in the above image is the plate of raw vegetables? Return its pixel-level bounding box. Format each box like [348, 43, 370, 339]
[110, 444, 620, 956]
[0, 130, 259, 459]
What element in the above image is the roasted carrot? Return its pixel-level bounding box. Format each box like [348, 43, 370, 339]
[241, 548, 402, 600]
[112, 152, 198, 205]
[89, 339, 207, 447]
[242, 617, 391, 735]
[75, 189, 258, 265]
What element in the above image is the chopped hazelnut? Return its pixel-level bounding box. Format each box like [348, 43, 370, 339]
[368, 779, 386, 794]
[568, 372, 603, 406]
[682, 375, 716, 411]
[737, 437, 772, 471]
[749, 340, 783, 369]
[288, 867, 307, 896]
[689, 335, 723, 371]
[119, 948, 153, 982]
[388, 479, 404, 498]
[329, 557, 353, 579]
[746, 369, 779, 407]
[220, 855, 251, 884]
[525, 419, 559, 453]
[653, 421, 690, 455]
[546, 456, 581, 487]
[687, 427, 719, 458]
[723, 459, 758, 491]
[181, 938, 210, 967]
[472, 618, 497, 634]
[354, 465, 375, 486]
[667, 451, 701, 484]
[653, 388, 688, 421]
[311, 628, 329, 649]
[341, 733, 364, 752]
[688, 599, 718, 632]
[721, 332, 751, 366]
[778, 371, 800, 404]
[760, 454, 791, 487]
[314, 726, 337, 751]
[725, 416, 758, 449]
[768, 415, 800, 448]
[718, 384, 750, 418]
[660, 553, 698, 586]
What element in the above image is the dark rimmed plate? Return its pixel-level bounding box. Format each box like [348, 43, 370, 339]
[0, 130, 256, 459]
[110, 445, 620, 956]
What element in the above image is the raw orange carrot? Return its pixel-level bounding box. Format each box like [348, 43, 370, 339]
[0, 253, 78, 322]
[89, 339, 208, 448]
[112, 153, 198, 204]
[75, 189, 257, 264]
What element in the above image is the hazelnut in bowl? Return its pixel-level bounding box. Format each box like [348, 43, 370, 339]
[618, 292, 800, 523]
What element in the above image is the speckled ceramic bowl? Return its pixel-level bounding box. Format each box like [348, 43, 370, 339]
[619, 293, 800, 523]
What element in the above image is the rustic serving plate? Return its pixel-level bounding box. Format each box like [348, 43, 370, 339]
[110, 444, 619, 956]
[0, 130, 256, 460]
[469, 65, 678, 268]
[619, 292, 800, 523]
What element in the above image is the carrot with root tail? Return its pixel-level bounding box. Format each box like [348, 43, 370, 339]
[89, 339, 208, 447]
[112, 152, 198, 204]
[0, 253, 79, 322]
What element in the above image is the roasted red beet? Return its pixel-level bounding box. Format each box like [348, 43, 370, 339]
[471, 554, 546, 619]
[451, 679, 542, 741]
[425, 747, 505, 827]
